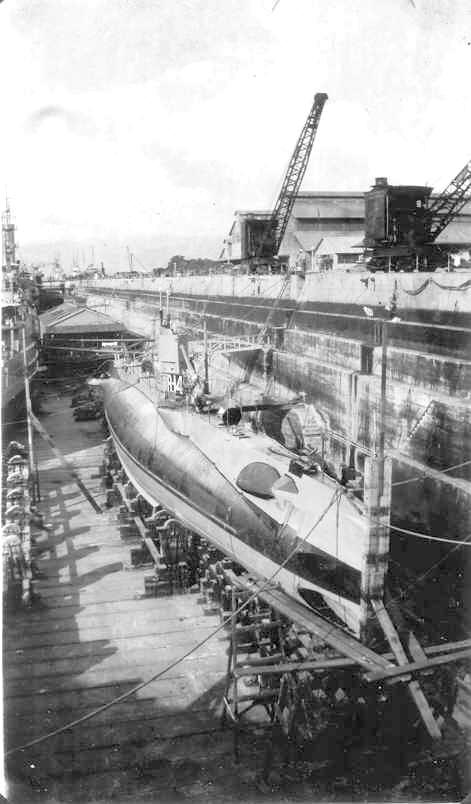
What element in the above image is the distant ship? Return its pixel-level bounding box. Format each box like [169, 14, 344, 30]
[1, 202, 40, 421]
[1, 203, 69, 420]
[97, 372, 368, 634]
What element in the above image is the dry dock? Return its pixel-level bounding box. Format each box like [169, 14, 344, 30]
[4, 384, 468, 803]
[4, 387, 264, 802]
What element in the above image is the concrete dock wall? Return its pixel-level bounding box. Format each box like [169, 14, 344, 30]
[88, 269, 471, 319]
[85, 281, 471, 545]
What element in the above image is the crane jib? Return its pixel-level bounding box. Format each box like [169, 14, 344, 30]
[427, 158, 471, 242]
[256, 92, 328, 261]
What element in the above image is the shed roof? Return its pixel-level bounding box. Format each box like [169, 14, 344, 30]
[39, 302, 78, 330]
[41, 304, 128, 335]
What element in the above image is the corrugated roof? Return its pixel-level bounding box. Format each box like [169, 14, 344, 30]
[43, 306, 127, 335]
[39, 302, 78, 329]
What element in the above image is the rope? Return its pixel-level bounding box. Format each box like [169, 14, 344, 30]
[389, 522, 471, 547]
[362, 525, 469, 632]
[391, 459, 471, 487]
[400, 277, 471, 296]
[5, 488, 340, 757]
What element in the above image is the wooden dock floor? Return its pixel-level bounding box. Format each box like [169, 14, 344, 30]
[4, 389, 273, 803]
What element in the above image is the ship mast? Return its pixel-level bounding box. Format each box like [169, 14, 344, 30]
[2, 197, 19, 286]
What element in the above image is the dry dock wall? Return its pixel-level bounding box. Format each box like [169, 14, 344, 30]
[84, 272, 471, 548]
[90, 269, 471, 326]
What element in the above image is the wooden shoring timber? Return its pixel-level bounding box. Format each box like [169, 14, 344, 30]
[115, 482, 163, 566]
[370, 600, 442, 740]
[408, 631, 429, 665]
[135, 519, 162, 566]
[234, 656, 362, 678]
[221, 583, 286, 761]
[366, 648, 471, 685]
[237, 639, 471, 677]
[115, 481, 136, 514]
[224, 570, 393, 673]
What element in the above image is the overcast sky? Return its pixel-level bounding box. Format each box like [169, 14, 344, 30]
[1, 0, 470, 270]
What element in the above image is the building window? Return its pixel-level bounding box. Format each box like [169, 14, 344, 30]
[360, 344, 374, 374]
[337, 253, 361, 264]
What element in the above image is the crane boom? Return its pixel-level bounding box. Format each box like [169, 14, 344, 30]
[427, 158, 471, 242]
[257, 92, 328, 260]
[251, 93, 328, 347]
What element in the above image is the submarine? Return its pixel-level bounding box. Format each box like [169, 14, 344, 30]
[96, 374, 368, 634]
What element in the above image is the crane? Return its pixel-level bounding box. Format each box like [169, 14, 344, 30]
[253, 92, 328, 264]
[426, 158, 471, 242]
[253, 92, 328, 345]
[367, 157, 471, 271]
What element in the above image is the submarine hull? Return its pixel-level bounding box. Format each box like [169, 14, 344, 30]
[103, 377, 364, 634]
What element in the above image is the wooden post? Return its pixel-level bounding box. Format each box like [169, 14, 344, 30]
[378, 320, 387, 489]
[370, 602, 442, 740]
[360, 320, 392, 639]
[361, 455, 392, 632]
[21, 326, 35, 485]
[203, 318, 209, 394]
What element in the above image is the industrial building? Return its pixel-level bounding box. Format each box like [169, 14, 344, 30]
[39, 302, 141, 375]
[221, 187, 471, 271]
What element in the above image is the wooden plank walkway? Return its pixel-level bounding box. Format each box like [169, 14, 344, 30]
[4, 389, 251, 803]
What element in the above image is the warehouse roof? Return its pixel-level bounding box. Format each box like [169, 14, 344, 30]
[40, 304, 128, 336]
[39, 302, 78, 331]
